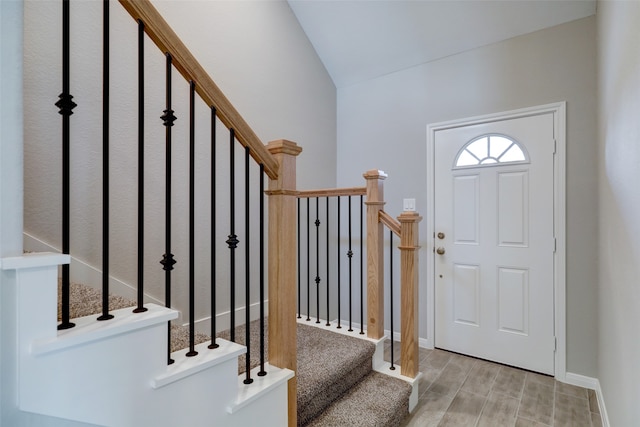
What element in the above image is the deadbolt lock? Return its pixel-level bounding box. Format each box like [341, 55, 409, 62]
[437, 232, 445, 239]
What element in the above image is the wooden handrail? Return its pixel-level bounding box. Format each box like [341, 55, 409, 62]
[118, 0, 279, 180]
[297, 186, 366, 199]
[378, 210, 401, 237]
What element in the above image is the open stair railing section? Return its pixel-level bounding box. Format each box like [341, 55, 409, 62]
[40, 0, 418, 425]
[297, 170, 422, 380]
[50, 0, 300, 425]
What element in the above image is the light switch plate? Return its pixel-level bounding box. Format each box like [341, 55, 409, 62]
[403, 198, 416, 211]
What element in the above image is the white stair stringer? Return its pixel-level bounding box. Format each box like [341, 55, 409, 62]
[2, 252, 293, 427]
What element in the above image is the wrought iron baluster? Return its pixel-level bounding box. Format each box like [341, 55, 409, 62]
[186, 81, 198, 357]
[133, 19, 147, 314]
[208, 106, 219, 350]
[336, 196, 341, 329]
[56, 0, 76, 330]
[98, 0, 114, 322]
[258, 164, 266, 376]
[243, 146, 253, 384]
[297, 198, 301, 319]
[315, 197, 321, 324]
[227, 129, 238, 342]
[326, 197, 330, 326]
[159, 53, 177, 365]
[360, 195, 364, 334]
[348, 196, 353, 332]
[306, 197, 310, 322]
[390, 229, 395, 370]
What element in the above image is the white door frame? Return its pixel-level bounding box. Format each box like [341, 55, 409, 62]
[426, 102, 566, 380]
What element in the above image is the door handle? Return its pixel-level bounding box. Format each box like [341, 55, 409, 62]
[436, 247, 445, 255]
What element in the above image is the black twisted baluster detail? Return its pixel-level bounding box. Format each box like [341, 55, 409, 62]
[56, 94, 77, 116]
[160, 253, 177, 271]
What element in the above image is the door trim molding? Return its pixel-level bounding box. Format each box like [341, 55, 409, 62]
[425, 102, 567, 380]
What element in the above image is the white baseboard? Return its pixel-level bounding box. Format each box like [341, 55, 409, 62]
[324, 317, 433, 349]
[594, 379, 610, 427]
[564, 372, 609, 427]
[190, 300, 268, 336]
[564, 372, 598, 390]
[419, 337, 432, 349]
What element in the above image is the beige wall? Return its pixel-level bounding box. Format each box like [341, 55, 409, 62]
[337, 17, 598, 377]
[23, 0, 336, 323]
[597, 1, 640, 424]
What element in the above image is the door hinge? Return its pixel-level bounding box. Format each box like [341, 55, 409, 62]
[553, 139, 557, 154]
[553, 238, 557, 253]
[554, 336, 557, 352]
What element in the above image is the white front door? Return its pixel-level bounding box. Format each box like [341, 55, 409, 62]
[434, 112, 555, 375]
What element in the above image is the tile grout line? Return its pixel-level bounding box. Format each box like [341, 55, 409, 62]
[551, 375, 556, 427]
[514, 371, 524, 424]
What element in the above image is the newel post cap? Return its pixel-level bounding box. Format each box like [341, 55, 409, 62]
[266, 139, 303, 156]
[363, 169, 388, 180]
[398, 211, 423, 223]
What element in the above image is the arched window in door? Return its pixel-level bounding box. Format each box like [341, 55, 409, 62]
[454, 134, 529, 168]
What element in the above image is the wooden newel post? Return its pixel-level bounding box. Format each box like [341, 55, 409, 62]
[266, 139, 302, 427]
[364, 170, 387, 339]
[398, 211, 421, 378]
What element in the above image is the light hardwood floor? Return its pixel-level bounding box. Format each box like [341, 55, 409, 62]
[383, 343, 602, 427]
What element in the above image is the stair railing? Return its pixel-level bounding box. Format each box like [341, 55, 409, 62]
[296, 186, 366, 331]
[297, 170, 421, 379]
[53, 0, 298, 413]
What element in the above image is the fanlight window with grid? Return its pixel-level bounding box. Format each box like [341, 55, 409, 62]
[454, 134, 529, 169]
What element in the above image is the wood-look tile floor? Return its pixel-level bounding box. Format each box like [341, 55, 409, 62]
[383, 344, 602, 427]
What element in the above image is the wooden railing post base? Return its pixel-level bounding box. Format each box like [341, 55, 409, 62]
[364, 170, 387, 340]
[266, 139, 302, 427]
[398, 211, 422, 378]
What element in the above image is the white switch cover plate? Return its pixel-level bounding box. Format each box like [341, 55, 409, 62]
[403, 198, 416, 211]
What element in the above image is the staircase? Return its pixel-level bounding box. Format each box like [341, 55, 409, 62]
[2, 254, 292, 427]
[297, 321, 413, 427]
[7, 1, 422, 425]
[53, 280, 415, 427]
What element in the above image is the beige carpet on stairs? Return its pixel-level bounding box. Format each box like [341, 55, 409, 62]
[59, 282, 412, 426]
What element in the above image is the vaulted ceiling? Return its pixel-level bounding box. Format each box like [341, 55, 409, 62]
[288, 0, 597, 88]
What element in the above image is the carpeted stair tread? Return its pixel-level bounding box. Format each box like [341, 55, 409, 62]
[305, 371, 412, 427]
[62, 282, 412, 426]
[296, 323, 377, 426]
[59, 282, 259, 373]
